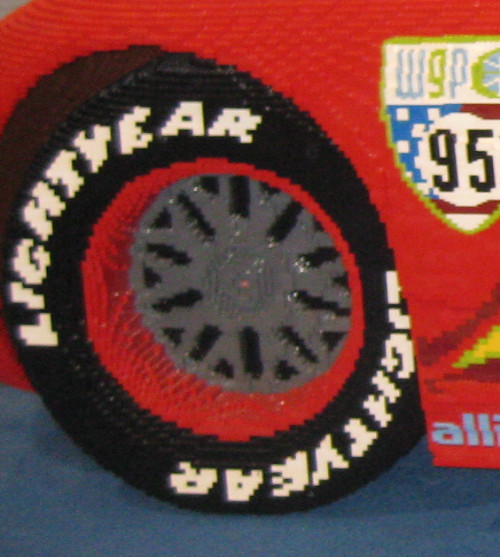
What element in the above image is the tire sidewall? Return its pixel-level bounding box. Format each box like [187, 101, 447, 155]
[2, 51, 420, 512]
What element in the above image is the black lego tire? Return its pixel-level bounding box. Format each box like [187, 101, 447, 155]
[1, 50, 424, 513]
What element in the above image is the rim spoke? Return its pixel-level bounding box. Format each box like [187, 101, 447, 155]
[189, 325, 222, 362]
[177, 193, 215, 241]
[151, 289, 202, 314]
[229, 175, 251, 218]
[240, 326, 264, 379]
[267, 201, 303, 243]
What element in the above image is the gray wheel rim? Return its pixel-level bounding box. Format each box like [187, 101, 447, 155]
[130, 174, 352, 394]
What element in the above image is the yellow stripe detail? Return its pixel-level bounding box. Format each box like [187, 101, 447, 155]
[454, 325, 500, 368]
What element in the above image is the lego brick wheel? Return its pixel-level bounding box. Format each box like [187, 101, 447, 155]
[0, 6, 424, 513]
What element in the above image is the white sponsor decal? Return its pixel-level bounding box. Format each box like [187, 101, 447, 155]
[168, 271, 416, 502]
[9, 102, 263, 346]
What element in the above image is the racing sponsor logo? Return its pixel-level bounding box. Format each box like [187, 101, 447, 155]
[382, 37, 500, 233]
[7, 102, 262, 346]
[432, 413, 500, 447]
